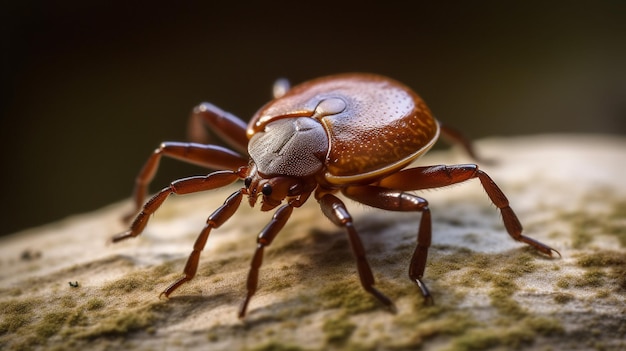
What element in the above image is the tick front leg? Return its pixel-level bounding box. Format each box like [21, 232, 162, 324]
[318, 194, 395, 310]
[342, 186, 434, 304]
[113, 170, 241, 243]
[125, 142, 247, 221]
[378, 164, 560, 256]
[239, 204, 294, 318]
[161, 189, 244, 298]
[187, 102, 249, 154]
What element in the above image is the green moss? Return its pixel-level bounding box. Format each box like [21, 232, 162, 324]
[558, 200, 626, 249]
[0, 298, 38, 334]
[577, 251, 626, 267]
[85, 298, 105, 310]
[66, 309, 88, 327]
[268, 235, 310, 257]
[268, 276, 293, 291]
[489, 287, 526, 319]
[415, 246, 553, 325]
[247, 342, 307, 351]
[503, 252, 538, 276]
[398, 245, 557, 348]
[609, 226, 626, 247]
[524, 316, 564, 336]
[36, 311, 70, 338]
[59, 295, 76, 308]
[387, 290, 476, 350]
[612, 266, 626, 291]
[553, 292, 574, 304]
[573, 269, 605, 288]
[491, 273, 517, 293]
[426, 252, 468, 280]
[607, 201, 626, 246]
[102, 272, 155, 295]
[0, 292, 166, 350]
[447, 250, 538, 319]
[609, 200, 626, 218]
[456, 268, 484, 287]
[78, 301, 166, 339]
[468, 252, 493, 269]
[576, 251, 626, 292]
[449, 327, 532, 351]
[448, 316, 562, 351]
[318, 280, 380, 314]
[393, 302, 446, 327]
[0, 298, 36, 315]
[323, 315, 356, 345]
[271, 294, 318, 320]
[1, 288, 23, 297]
[571, 228, 595, 249]
[207, 331, 219, 342]
[151, 261, 175, 278]
[410, 312, 477, 349]
[556, 276, 571, 289]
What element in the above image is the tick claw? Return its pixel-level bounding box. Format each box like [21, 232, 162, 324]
[111, 231, 132, 243]
[413, 278, 433, 304]
[238, 297, 251, 319]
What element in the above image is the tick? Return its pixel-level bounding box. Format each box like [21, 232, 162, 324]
[112, 73, 559, 318]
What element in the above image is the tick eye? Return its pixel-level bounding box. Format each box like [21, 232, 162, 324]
[262, 184, 273, 196]
[244, 177, 252, 188]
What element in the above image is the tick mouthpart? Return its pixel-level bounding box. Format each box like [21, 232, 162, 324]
[247, 191, 259, 207]
[260, 197, 281, 211]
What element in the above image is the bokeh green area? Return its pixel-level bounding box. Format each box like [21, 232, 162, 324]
[2, 1, 625, 236]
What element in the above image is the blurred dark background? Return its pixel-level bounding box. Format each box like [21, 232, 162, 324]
[2, 1, 625, 236]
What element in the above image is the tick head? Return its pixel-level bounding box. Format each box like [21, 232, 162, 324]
[244, 165, 305, 211]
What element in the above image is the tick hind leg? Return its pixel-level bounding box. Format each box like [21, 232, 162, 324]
[125, 103, 249, 221]
[341, 187, 434, 304]
[439, 124, 484, 163]
[187, 102, 249, 154]
[377, 164, 559, 257]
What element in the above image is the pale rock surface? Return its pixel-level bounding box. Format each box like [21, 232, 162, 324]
[1, 134, 625, 350]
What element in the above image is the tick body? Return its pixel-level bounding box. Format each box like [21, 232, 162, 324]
[113, 73, 558, 318]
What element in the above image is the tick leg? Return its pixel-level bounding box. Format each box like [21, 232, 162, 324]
[272, 78, 291, 98]
[125, 142, 247, 221]
[318, 194, 395, 310]
[239, 204, 294, 318]
[378, 164, 560, 256]
[342, 186, 434, 304]
[439, 123, 482, 162]
[161, 189, 244, 298]
[113, 170, 240, 242]
[187, 102, 249, 154]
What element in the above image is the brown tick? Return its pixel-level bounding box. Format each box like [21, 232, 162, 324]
[113, 73, 559, 318]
